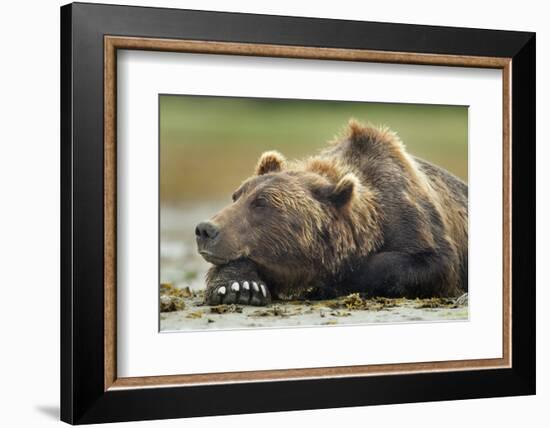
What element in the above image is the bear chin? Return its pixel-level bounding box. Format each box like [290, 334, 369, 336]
[198, 250, 231, 266]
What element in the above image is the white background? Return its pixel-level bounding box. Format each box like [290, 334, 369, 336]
[0, 0, 546, 427]
[118, 51, 503, 377]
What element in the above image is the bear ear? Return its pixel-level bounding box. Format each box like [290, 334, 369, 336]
[346, 118, 378, 146]
[255, 151, 286, 175]
[327, 173, 359, 208]
[347, 118, 367, 141]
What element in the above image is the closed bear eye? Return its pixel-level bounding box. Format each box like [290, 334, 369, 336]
[251, 197, 268, 209]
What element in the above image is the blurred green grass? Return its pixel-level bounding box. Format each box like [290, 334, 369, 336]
[160, 95, 467, 203]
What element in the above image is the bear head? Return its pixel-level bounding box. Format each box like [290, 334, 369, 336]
[195, 149, 382, 290]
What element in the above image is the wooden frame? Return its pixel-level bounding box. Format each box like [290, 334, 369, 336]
[62, 2, 535, 424]
[104, 36, 512, 390]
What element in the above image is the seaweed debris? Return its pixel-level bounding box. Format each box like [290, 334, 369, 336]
[415, 297, 459, 309]
[252, 305, 290, 317]
[186, 310, 204, 319]
[210, 304, 243, 314]
[159, 282, 190, 312]
[325, 293, 406, 311]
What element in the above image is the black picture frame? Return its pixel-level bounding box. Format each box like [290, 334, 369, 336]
[61, 2, 535, 424]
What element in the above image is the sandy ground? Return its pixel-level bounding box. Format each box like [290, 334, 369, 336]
[160, 204, 468, 332]
[160, 288, 468, 331]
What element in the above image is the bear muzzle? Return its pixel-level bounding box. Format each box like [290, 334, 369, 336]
[195, 221, 232, 265]
[195, 221, 220, 240]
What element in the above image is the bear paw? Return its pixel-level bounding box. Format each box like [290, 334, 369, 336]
[207, 280, 271, 306]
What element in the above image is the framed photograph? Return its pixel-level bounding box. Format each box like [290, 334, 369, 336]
[60, 2, 535, 424]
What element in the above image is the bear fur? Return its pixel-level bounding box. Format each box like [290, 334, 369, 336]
[195, 120, 468, 306]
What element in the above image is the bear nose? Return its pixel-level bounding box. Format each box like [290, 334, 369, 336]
[195, 221, 220, 240]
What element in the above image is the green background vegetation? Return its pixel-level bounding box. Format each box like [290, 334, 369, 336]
[160, 95, 468, 203]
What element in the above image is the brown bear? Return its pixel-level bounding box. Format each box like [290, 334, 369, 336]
[195, 120, 468, 306]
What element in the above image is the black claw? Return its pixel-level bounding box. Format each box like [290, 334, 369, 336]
[224, 288, 237, 304]
[238, 283, 251, 304]
[250, 283, 263, 306]
[208, 290, 222, 305]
